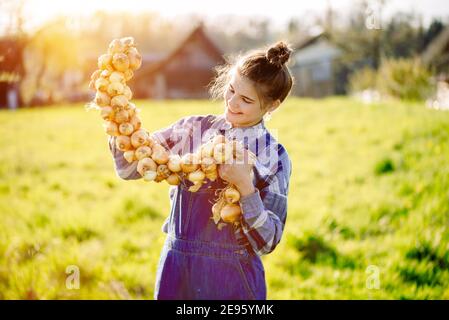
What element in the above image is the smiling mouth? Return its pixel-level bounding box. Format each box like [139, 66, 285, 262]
[227, 108, 242, 115]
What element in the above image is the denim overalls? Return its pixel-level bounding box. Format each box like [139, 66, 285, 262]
[154, 175, 267, 300]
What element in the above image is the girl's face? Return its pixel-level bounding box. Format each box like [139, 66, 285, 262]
[224, 69, 267, 128]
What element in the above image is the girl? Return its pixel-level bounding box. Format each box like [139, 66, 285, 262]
[108, 41, 294, 300]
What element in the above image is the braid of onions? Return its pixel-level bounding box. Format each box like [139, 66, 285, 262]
[89, 37, 256, 227]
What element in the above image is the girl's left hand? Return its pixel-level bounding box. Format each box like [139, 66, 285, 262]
[218, 151, 255, 196]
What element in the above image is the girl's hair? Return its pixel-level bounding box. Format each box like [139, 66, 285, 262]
[208, 41, 295, 110]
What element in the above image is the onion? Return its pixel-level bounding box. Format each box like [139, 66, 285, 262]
[121, 36, 135, 47]
[143, 171, 157, 182]
[108, 39, 126, 54]
[137, 157, 157, 176]
[100, 69, 112, 78]
[94, 91, 111, 107]
[213, 142, 233, 164]
[200, 141, 215, 158]
[135, 145, 152, 160]
[112, 53, 130, 72]
[220, 204, 241, 223]
[200, 156, 216, 173]
[181, 153, 200, 173]
[123, 69, 134, 81]
[114, 109, 130, 124]
[90, 69, 101, 81]
[104, 121, 119, 136]
[95, 77, 109, 91]
[109, 71, 125, 83]
[213, 135, 226, 145]
[129, 114, 141, 131]
[188, 170, 205, 183]
[151, 144, 169, 165]
[166, 173, 181, 186]
[131, 129, 148, 148]
[100, 106, 114, 121]
[224, 187, 240, 203]
[205, 170, 218, 181]
[127, 47, 142, 70]
[116, 135, 132, 151]
[167, 154, 182, 173]
[98, 54, 113, 70]
[123, 85, 132, 100]
[119, 122, 134, 136]
[123, 150, 136, 163]
[156, 164, 171, 180]
[111, 95, 128, 108]
[107, 82, 124, 96]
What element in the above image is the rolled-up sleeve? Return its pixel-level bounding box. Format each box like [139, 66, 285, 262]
[238, 152, 292, 256]
[108, 135, 141, 180]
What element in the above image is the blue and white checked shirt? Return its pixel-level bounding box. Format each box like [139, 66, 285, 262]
[108, 114, 292, 256]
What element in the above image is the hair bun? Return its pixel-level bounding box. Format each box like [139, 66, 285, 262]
[266, 41, 292, 68]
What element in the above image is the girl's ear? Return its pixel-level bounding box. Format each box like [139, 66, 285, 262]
[268, 99, 281, 113]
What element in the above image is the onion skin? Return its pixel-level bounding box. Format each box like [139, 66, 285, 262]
[123, 85, 132, 100]
[95, 77, 109, 91]
[123, 150, 136, 163]
[167, 155, 182, 173]
[98, 54, 113, 70]
[220, 204, 242, 223]
[137, 157, 157, 176]
[135, 146, 152, 160]
[109, 71, 125, 83]
[123, 69, 134, 81]
[143, 170, 157, 181]
[104, 121, 119, 136]
[111, 95, 128, 108]
[127, 47, 142, 70]
[112, 53, 130, 72]
[156, 164, 171, 180]
[114, 109, 130, 124]
[118, 122, 134, 136]
[188, 170, 205, 183]
[129, 115, 141, 131]
[200, 157, 216, 173]
[224, 187, 240, 203]
[166, 173, 181, 186]
[181, 153, 200, 173]
[107, 82, 125, 96]
[151, 144, 169, 165]
[108, 39, 126, 55]
[100, 106, 114, 121]
[116, 135, 132, 151]
[213, 142, 233, 164]
[94, 91, 111, 107]
[131, 129, 148, 148]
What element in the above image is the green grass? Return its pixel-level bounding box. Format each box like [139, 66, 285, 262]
[0, 97, 448, 299]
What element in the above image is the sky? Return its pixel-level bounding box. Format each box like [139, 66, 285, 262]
[2, 0, 449, 33]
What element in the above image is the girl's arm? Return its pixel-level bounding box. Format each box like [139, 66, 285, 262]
[237, 152, 292, 256]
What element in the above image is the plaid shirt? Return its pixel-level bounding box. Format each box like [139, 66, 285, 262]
[108, 114, 292, 256]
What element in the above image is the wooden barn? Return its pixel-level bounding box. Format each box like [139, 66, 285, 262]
[290, 32, 342, 98]
[132, 24, 225, 99]
[0, 37, 25, 109]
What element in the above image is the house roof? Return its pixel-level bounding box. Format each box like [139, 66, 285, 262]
[292, 32, 341, 66]
[421, 25, 449, 66]
[134, 23, 224, 80]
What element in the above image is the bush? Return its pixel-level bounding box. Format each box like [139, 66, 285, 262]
[377, 58, 434, 101]
[348, 67, 378, 94]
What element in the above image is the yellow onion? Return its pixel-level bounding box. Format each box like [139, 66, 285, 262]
[143, 171, 157, 182]
[129, 114, 141, 131]
[104, 121, 119, 136]
[116, 135, 132, 151]
[146, 135, 157, 147]
[95, 77, 109, 91]
[200, 156, 216, 173]
[212, 198, 226, 224]
[123, 85, 132, 100]
[98, 54, 113, 70]
[94, 91, 111, 107]
[181, 153, 200, 173]
[112, 53, 130, 72]
[167, 154, 182, 173]
[109, 71, 125, 83]
[220, 204, 242, 223]
[114, 109, 130, 124]
[137, 157, 157, 177]
[224, 187, 240, 203]
[123, 69, 134, 81]
[107, 82, 124, 96]
[188, 170, 205, 183]
[131, 129, 148, 148]
[123, 150, 136, 163]
[100, 106, 114, 120]
[213, 142, 233, 164]
[166, 173, 181, 186]
[108, 39, 126, 55]
[151, 144, 169, 165]
[213, 135, 226, 145]
[90, 69, 101, 81]
[121, 36, 135, 47]
[200, 141, 215, 158]
[156, 164, 171, 180]
[100, 70, 112, 79]
[205, 170, 218, 181]
[135, 146, 152, 160]
[127, 47, 142, 70]
[188, 182, 203, 192]
[119, 122, 134, 136]
[111, 95, 128, 108]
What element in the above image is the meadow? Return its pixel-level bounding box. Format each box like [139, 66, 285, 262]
[0, 97, 448, 299]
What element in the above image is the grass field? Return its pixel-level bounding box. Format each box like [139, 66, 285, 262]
[0, 97, 448, 299]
